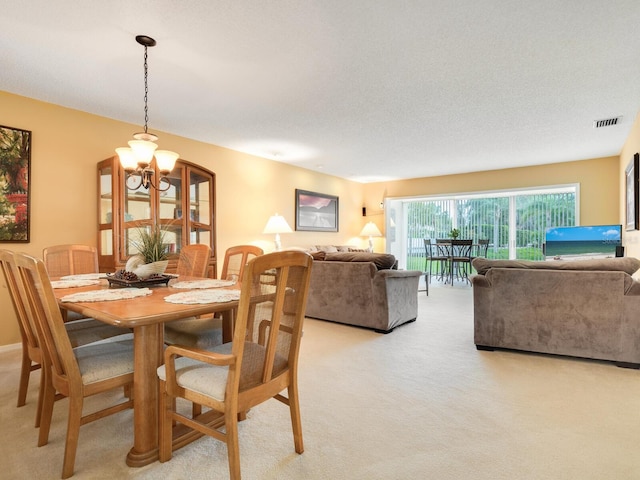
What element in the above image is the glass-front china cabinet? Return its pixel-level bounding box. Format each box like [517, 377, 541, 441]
[97, 157, 216, 277]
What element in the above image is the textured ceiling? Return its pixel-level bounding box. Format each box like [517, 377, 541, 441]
[2, 1, 640, 183]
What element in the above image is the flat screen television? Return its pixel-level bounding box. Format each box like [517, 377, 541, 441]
[544, 224, 622, 260]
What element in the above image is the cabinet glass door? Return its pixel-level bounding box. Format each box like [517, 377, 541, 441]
[124, 184, 152, 222]
[98, 163, 113, 256]
[190, 170, 211, 226]
[159, 166, 183, 252]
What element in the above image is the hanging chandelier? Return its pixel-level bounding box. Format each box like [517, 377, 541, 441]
[116, 35, 179, 192]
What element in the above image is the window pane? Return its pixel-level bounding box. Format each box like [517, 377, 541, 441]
[400, 186, 577, 269]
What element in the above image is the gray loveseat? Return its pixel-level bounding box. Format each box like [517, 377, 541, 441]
[305, 252, 422, 333]
[471, 257, 640, 366]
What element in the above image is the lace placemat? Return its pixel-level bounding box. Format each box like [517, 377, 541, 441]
[60, 273, 104, 281]
[164, 289, 241, 305]
[61, 288, 153, 303]
[171, 279, 236, 289]
[51, 279, 101, 289]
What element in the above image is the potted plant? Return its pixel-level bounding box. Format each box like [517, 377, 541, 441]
[449, 228, 460, 240]
[125, 225, 170, 278]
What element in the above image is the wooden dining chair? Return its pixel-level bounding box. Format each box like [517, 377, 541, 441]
[1, 249, 45, 417]
[220, 245, 264, 283]
[176, 244, 211, 277]
[157, 250, 313, 480]
[13, 252, 135, 479]
[164, 245, 264, 349]
[42, 244, 99, 278]
[0, 249, 126, 427]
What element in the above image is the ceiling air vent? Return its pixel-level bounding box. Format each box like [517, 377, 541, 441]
[593, 116, 622, 128]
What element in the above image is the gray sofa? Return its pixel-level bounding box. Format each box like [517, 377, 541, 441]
[471, 257, 640, 366]
[305, 252, 422, 333]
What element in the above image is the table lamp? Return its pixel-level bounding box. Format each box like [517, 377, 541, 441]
[360, 221, 382, 252]
[263, 214, 293, 251]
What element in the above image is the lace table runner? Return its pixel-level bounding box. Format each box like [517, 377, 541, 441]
[60, 273, 104, 281]
[51, 279, 101, 289]
[171, 279, 236, 289]
[164, 289, 241, 305]
[61, 288, 153, 303]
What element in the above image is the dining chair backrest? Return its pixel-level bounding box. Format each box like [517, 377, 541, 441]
[435, 238, 452, 257]
[425, 239, 448, 259]
[451, 239, 473, 258]
[423, 239, 434, 259]
[232, 250, 312, 393]
[1, 249, 40, 356]
[176, 244, 211, 277]
[43, 244, 98, 278]
[0, 249, 43, 408]
[221, 245, 264, 282]
[15, 252, 79, 389]
[474, 239, 490, 258]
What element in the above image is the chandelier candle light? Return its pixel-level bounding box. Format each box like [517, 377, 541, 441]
[263, 214, 293, 251]
[360, 221, 382, 252]
[116, 35, 179, 192]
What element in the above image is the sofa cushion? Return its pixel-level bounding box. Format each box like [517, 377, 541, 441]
[315, 245, 338, 253]
[310, 251, 326, 261]
[324, 252, 397, 270]
[472, 257, 640, 276]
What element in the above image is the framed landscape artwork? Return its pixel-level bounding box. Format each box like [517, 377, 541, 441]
[295, 189, 339, 232]
[0, 125, 31, 242]
[625, 152, 639, 231]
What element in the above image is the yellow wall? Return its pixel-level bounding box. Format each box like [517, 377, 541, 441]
[363, 156, 620, 228]
[0, 90, 630, 347]
[0, 91, 365, 346]
[619, 111, 640, 258]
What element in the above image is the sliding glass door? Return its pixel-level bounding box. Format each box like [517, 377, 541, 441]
[387, 185, 577, 270]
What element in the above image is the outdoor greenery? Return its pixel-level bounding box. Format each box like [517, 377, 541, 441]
[406, 192, 576, 264]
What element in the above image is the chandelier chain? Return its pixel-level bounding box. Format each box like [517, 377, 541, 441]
[143, 45, 149, 134]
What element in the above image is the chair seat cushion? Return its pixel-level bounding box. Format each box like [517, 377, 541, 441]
[164, 316, 223, 349]
[73, 336, 134, 384]
[157, 342, 288, 401]
[64, 318, 131, 348]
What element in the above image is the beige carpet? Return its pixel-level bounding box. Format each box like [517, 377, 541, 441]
[2, 284, 640, 479]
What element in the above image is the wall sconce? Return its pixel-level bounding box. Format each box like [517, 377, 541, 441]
[263, 214, 293, 251]
[359, 221, 382, 252]
[115, 35, 179, 192]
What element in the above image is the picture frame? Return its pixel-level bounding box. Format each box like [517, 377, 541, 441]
[625, 153, 639, 231]
[0, 125, 31, 242]
[295, 189, 339, 232]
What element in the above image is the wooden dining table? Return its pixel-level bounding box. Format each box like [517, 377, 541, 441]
[53, 276, 239, 467]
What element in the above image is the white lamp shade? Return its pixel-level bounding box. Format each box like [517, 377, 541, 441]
[128, 139, 157, 167]
[116, 147, 138, 171]
[154, 150, 179, 173]
[263, 214, 293, 234]
[359, 221, 382, 237]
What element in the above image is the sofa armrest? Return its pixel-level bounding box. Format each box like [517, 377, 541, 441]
[376, 269, 422, 279]
[372, 269, 421, 331]
[471, 274, 490, 288]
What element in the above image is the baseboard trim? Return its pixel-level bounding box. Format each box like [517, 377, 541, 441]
[0, 343, 21, 354]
